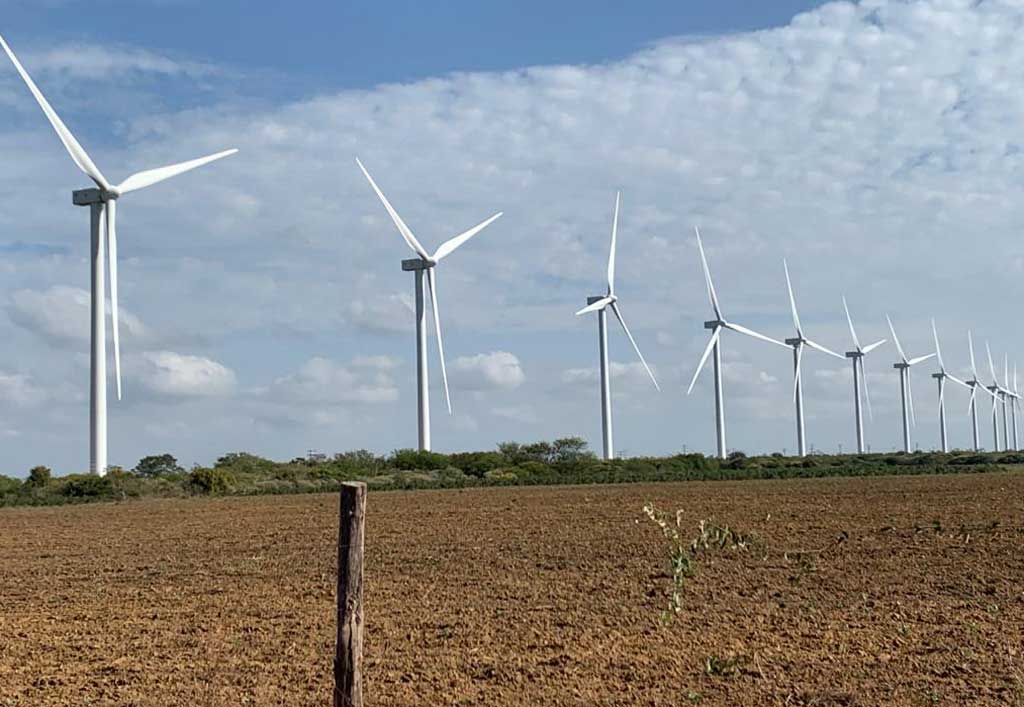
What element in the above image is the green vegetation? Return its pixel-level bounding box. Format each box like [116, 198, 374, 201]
[0, 442, 1019, 508]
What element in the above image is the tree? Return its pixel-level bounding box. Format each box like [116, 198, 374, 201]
[133, 454, 184, 478]
[25, 466, 51, 488]
[551, 437, 592, 463]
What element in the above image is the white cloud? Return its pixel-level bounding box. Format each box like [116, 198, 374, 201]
[562, 361, 658, 389]
[269, 356, 399, 405]
[0, 372, 47, 407]
[9, 286, 146, 345]
[135, 351, 236, 397]
[453, 351, 525, 391]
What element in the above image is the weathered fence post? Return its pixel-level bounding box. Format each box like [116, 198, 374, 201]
[334, 482, 366, 707]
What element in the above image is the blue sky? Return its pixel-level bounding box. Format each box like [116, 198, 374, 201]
[2, 0, 1024, 474]
[4, 1, 830, 93]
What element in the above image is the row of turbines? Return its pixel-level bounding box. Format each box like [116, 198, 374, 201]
[2, 33, 1017, 472]
[574, 201, 1020, 461]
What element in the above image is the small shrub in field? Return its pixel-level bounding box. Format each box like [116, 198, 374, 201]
[188, 467, 234, 495]
[485, 468, 518, 482]
[642, 504, 754, 622]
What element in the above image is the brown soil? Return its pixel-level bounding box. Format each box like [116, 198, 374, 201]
[2, 472, 1023, 706]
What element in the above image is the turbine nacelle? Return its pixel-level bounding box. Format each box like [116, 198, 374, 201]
[402, 258, 438, 271]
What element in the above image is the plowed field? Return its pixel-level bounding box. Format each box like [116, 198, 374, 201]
[2, 472, 1023, 705]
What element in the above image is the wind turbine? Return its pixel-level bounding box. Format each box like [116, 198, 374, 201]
[0, 35, 237, 475]
[355, 159, 502, 452]
[842, 297, 886, 454]
[1002, 354, 1016, 451]
[984, 342, 1004, 452]
[782, 261, 844, 457]
[886, 316, 935, 453]
[1011, 364, 1021, 451]
[930, 320, 970, 453]
[965, 332, 995, 452]
[574, 193, 659, 460]
[687, 228, 788, 459]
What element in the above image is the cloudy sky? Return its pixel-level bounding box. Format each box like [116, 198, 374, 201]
[0, 0, 1021, 474]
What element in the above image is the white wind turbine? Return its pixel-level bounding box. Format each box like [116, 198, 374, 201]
[842, 297, 886, 454]
[965, 332, 996, 452]
[355, 158, 502, 452]
[1011, 364, 1021, 451]
[782, 261, 844, 457]
[0, 35, 237, 475]
[886, 316, 935, 453]
[984, 342, 1005, 452]
[574, 193, 659, 460]
[687, 228, 788, 459]
[1002, 354, 1017, 451]
[930, 320, 970, 453]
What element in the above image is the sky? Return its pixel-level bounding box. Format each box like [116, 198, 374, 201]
[0, 0, 1022, 475]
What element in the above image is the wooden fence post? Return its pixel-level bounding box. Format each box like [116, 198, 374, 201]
[334, 482, 366, 707]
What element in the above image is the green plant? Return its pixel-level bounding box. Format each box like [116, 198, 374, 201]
[25, 465, 52, 488]
[133, 453, 184, 478]
[188, 466, 234, 495]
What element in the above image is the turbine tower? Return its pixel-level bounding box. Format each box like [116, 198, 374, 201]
[1003, 355, 1018, 451]
[574, 193, 660, 460]
[0, 35, 237, 475]
[1011, 364, 1021, 451]
[782, 261, 844, 457]
[887, 316, 935, 453]
[687, 228, 788, 459]
[356, 159, 502, 452]
[930, 320, 969, 453]
[842, 297, 886, 454]
[965, 332, 995, 452]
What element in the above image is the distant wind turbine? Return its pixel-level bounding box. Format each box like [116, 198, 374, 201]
[575, 193, 659, 460]
[687, 228, 788, 459]
[842, 297, 886, 454]
[930, 320, 970, 453]
[965, 332, 995, 452]
[356, 158, 502, 452]
[0, 34, 238, 475]
[782, 261, 844, 457]
[984, 342, 1005, 452]
[886, 316, 935, 453]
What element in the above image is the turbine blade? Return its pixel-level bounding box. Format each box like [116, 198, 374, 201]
[0, 34, 110, 190]
[355, 158, 431, 260]
[908, 353, 935, 367]
[783, 259, 802, 335]
[987, 342, 998, 383]
[116, 149, 238, 195]
[947, 373, 970, 389]
[862, 357, 874, 421]
[908, 368, 917, 428]
[694, 227, 722, 320]
[842, 296, 861, 351]
[862, 339, 887, 354]
[607, 192, 619, 296]
[431, 212, 503, 262]
[793, 342, 803, 404]
[724, 321, 788, 348]
[687, 327, 721, 395]
[610, 302, 659, 391]
[886, 315, 907, 363]
[932, 319, 945, 372]
[938, 375, 945, 410]
[426, 268, 451, 415]
[969, 331, 978, 378]
[575, 296, 613, 317]
[107, 201, 122, 401]
[805, 338, 845, 360]
[1005, 353, 1010, 390]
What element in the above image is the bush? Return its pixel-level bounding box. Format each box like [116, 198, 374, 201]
[449, 451, 505, 477]
[390, 449, 450, 471]
[0, 475, 21, 495]
[214, 453, 275, 475]
[133, 454, 184, 478]
[25, 466, 52, 488]
[188, 466, 234, 495]
[60, 474, 114, 499]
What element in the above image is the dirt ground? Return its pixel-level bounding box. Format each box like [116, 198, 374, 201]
[2, 472, 1023, 706]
